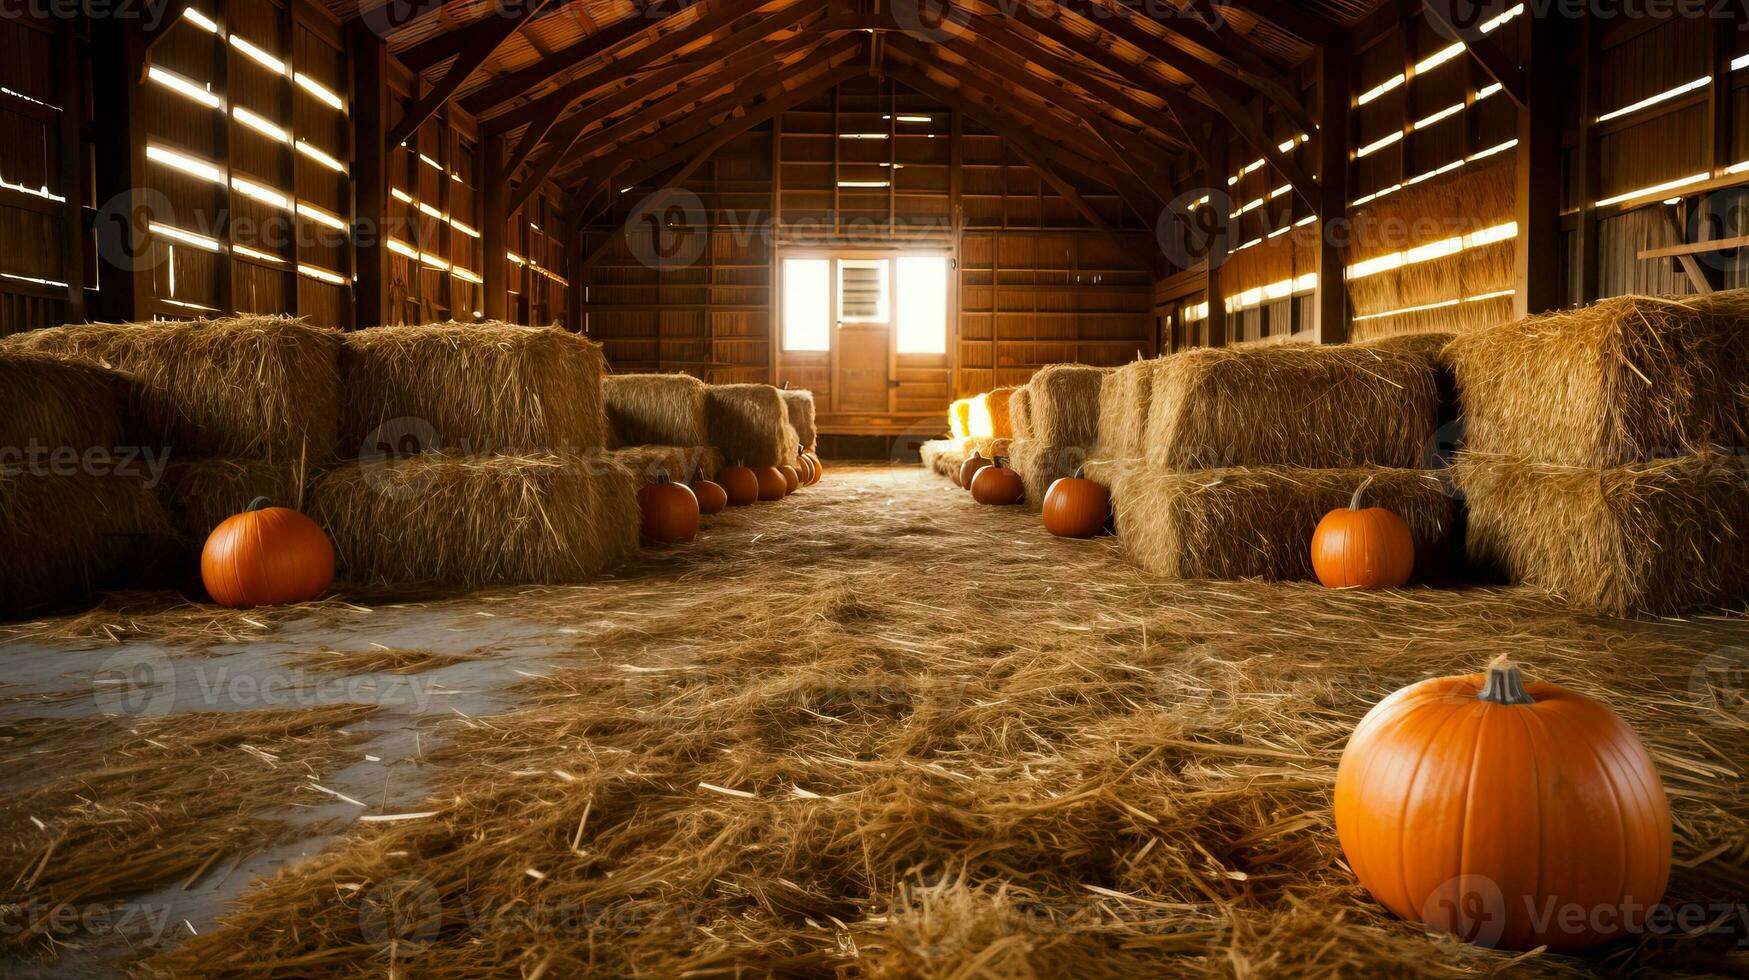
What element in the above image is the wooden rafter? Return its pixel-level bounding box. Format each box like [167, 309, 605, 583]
[1214, 0, 1338, 43]
[386, 0, 553, 150]
[459, 0, 772, 116]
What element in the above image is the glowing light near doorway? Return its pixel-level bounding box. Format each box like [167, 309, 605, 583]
[897, 256, 948, 355]
[781, 258, 831, 352]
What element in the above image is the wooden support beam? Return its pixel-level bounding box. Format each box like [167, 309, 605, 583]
[1638, 231, 1749, 262]
[1421, 1, 1529, 107]
[1572, 12, 1600, 304]
[1213, 0, 1337, 44]
[1514, 10, 1564, 318]
[138, 0, 191, 80]
[481, 134, 509, 320]
[57, 17, 85, 321]
[90, 19, 150, 321]
[386, 0, 551, 151]
[1312, 45, 1349, 344]
[1656, 206, 1723, 295]
[1204, 126, 1229, 347]
[351, 21, 393, 328]
[460, 0, 768, 116]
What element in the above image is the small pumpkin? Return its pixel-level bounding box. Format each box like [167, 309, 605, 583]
[1335, 657, 1671, 952]
[754, 465, 788, 501]
[638, 470, 699, 545]
[959, 452, 991, 491]
[778, 464, 800, 495]
[1042, 467, 1109, 538]
[201, 496, 334, 608]
[796, 451, 817, 487]
[806, 452, 824, 484]
[970, 457, 1024, 505]
[690, 470, 727, 515]
[719, 464, 759, 506]
[1311, 476, 1414, 589]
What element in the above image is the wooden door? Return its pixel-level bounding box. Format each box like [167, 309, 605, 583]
[834, 258, 892, 414]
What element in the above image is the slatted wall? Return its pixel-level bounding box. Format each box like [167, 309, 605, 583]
[0, 17, 79, 335]
[382, 65, 487, 326]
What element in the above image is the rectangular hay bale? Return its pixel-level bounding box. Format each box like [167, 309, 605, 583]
[311, 453, 638, 588]
[0, 351, 129, 457]
[780, 388, 817, 451]
[949, 399, 971, 440]
[1447, 292, 1749, 466]
[1095, 359, 1163, 462]
[1026, 364, 1111, 449]
[1, 470, 173, 618]
[1009, 438, 1091, 512]
[1146, 343, 1441, 469]
[338, 322, 607, 457]
[0, 316, 339, 462]
[1010, 388, 1033, 439]
[1450, 451, 1749, 616]
[604, 373, 709, 449]
[159, 458, 310, 548]
[1107, 463, 1454, 581]
[920, 439, 961, 478]
[706, 384, 800, 468]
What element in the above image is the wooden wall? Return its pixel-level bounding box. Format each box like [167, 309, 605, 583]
[0, 16, 81, 335]
[579, 77, 1157, 430]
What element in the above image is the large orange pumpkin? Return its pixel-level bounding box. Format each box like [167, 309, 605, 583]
[719, 464, 759, 506]
[1335, 658, 1671, 952]
[1042, 468, 1109, 538]
[959, 452, 991, 491]
[1312, 477, 1415, 589]
[638, 471, 699, 545]
[754, 466, 787, 501]
[970, 457, 1024, 505]
[201, 496, 334, 608]
[690, 471, 727, 515]
[778, 464, 800, 495]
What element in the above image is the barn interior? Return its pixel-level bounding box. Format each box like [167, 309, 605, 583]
[2, 1, 1749, 977]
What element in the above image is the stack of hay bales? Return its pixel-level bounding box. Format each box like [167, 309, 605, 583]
[780, 388, 817, 453]
[1098, 343, 1455, 581]
[920, 387, 1021, 480]
[1448, 292, 1749, 615]
[705, 383, 800, 469]
[0, 350, 173, 616]
[1, 316, 336, 558]
[313, 322, 637, 588]
[604, 373, 723, 484]
[1008, 365, 1113, 508]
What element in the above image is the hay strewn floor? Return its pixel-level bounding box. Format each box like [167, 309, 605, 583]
[4, 465, 1747, 977]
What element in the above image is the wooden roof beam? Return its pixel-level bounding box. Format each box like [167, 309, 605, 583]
[1420, 1, 1529, 106]
[1213, 0, 1338, 44]
[387, 0, 554, 150]
[459, 0, 776, 116]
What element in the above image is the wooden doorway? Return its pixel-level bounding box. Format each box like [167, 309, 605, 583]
[775, 250, 953, 435]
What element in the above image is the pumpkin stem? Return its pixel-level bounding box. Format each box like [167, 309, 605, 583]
[245, 496, 272, 512]
[994, 456, 1008, 468]
[1348, 476, 1376, 511]
[655, 469, 671, 485]
[1073, 466, 1087, 480]
[1477, 656, 1536, 706]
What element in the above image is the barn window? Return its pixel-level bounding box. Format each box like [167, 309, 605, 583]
[781, 259, 830, 352]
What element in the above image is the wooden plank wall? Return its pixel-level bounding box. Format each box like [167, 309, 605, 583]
[578, 77, 1157, 425]
[0, 16, 79, 335]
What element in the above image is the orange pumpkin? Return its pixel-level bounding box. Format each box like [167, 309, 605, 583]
[719, 464, 759, 506]
[690, 471, 727, 515]
[970, 457, 1024, 505]
[201, 496, 334, 608]
[1335, 658, 1671, 952]
[958, 452, 991, 491]
[754, 466, 788, 501]
[1312, 477, 1415, 589]
[796, 452, 817, 487]
[638, 471, 699, 545]
[805, 452, 824, 484]
[778, 464, 800, 494]
[1042, 468, 1109, 538]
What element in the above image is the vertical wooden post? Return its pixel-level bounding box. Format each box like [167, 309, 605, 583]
[351, 21, 390, 328]
[481, 134, 508, 320]
[949, 107, 963, 399]
[1572, 12, 1600, 304]
[1203, 125, 1228, 348]
[57, 19, 86, 322]
[89, 20, 151, 322]
[1313, 43, 1350, 344]
[1514, 10, 1565, 318]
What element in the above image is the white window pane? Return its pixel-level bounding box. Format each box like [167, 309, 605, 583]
[782, 259, 830, 352]
[896, 255, 948, 354]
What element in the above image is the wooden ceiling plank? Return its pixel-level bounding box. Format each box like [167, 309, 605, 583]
[460, 0, 770, 115]
[387, 0, 555, 150]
